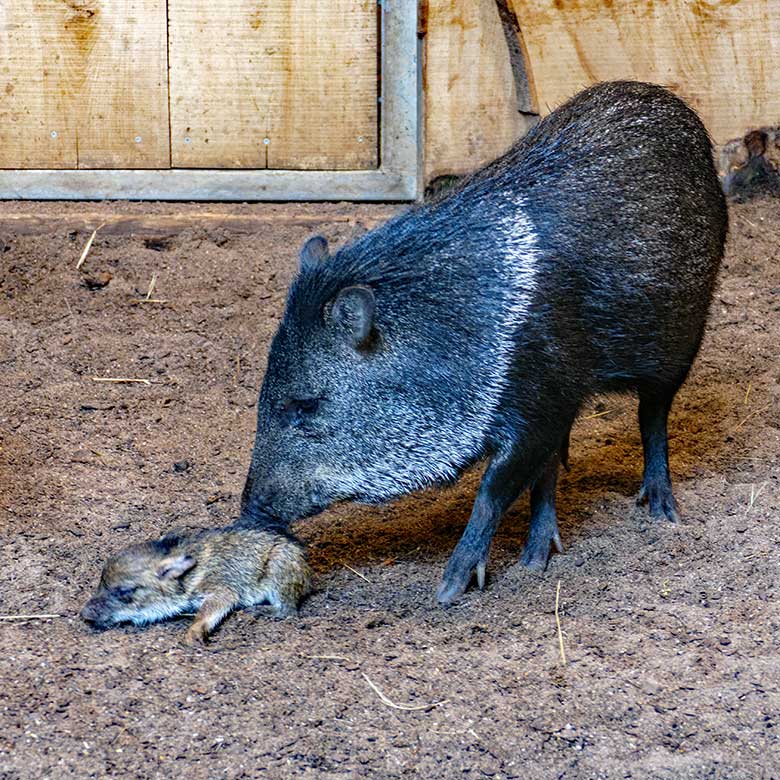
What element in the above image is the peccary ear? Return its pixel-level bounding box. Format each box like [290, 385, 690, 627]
[330, 285, 376, 350]
[156, 554, 196, 580]
[299, 235, 330, 272]
[152, 531, 185, 555]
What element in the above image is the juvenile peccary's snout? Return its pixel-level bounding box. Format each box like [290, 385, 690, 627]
[80, 596, 120, 629]
[82, 528, 311, 643]
[240, 81, 728, 605]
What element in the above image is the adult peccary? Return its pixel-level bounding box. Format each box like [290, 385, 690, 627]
[239, 81, 728, 604]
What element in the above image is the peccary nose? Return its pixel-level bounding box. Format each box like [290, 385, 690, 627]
[80, 599, 103, 624]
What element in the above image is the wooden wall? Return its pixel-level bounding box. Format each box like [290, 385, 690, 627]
[2, 0, 779, 188]
[423, 0, 536, 182]
[0, 0, 169, 169]
[0, 0, 377, 171]
[513, 0, 780, 145]
[423, 0, 780, 182]
[168, 0, 377, 170]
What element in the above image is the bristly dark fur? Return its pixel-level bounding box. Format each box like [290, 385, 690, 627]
[239, 81, 728, 604]
[150, 532, 186, 556]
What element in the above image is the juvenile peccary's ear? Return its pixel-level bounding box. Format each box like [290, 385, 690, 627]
[299, 235, 330, 272]
[156, 554, 196, 580]
[330, 285, 376, 350]
[152, 531, 185, 555]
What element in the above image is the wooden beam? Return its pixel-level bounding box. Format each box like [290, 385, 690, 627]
[0, 168, 417, 201]
[0, 210, 397, 236]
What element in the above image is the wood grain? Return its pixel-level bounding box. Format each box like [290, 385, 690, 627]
[423, 0, 535, 182]
[0, 210, 396, 236]
[0, 0, 169, 169]
[168, 0, 378, 170]
[511, 0, 780, 144]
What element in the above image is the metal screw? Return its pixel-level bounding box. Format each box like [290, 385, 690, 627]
[50, 130, 58, 139]
[134, 136, 142, 144]
[184, 137, 191, 144]
[357, 135, 364, 143]
[263, 138, 270, 146]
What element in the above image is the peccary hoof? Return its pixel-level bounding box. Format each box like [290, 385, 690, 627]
[637, 481, 681, 523]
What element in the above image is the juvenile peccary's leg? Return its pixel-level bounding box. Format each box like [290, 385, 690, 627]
[437, 445, 548, 605]
[520, 453, 564, 571]
[184, 589, 239, 645]
[637, 386, 681, 523]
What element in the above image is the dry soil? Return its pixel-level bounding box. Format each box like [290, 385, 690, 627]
[0, 199, 778, 779]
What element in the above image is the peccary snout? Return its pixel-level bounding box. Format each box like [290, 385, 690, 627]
[80, 597, 111, 627]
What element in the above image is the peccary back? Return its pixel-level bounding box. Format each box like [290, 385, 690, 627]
[240, 81, 727, 601]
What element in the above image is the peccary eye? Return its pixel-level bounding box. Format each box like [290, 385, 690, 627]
[113, 585, 137, 602]
[277, 398, 320, 428]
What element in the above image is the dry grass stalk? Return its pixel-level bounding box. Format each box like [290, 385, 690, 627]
[343, 563, 371, 583]
[145, 272, 157, 300]
[0, 613, 61, 621]
[734, 402, 773, 432]
[555, 580, 567, 666]
[76, 223, 105, 269]
[744, 482, 768, 517]
[128, 273, 168, 304]
[582, 409, 611, 420]
[91, 377, 151, 386]
[362, 673, 448, 711]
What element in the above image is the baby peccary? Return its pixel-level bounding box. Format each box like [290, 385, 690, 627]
[81, 529, 311, 644]
[239, 81, 728, 605]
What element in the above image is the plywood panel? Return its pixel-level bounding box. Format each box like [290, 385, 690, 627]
[169, 0, 378, 170]
[0, 0, 169, 170]
[511, 0, 780, 144]
[424, 0, 535, 182]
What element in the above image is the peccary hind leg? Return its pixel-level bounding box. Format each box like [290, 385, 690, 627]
[437, 445, 547, 605]
[520, 454, 564, 571]
[637, 386, 680, 522]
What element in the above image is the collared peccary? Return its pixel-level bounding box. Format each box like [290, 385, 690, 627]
[239, 81, 728, 604]
[81, 528, 311, 643]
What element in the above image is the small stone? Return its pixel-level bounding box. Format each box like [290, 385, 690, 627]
[173, 460, 191, 473]
[81, 271, 112, 290]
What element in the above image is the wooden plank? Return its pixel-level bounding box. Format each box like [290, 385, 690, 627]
[0, 0, 169, 169]
[168, 0, 378, 170]
[0, 168, 416, 201]
[0, 211, 397, 236]
[423, 0, 535, 182]
[0, 1, 76, 168]
[73, 0, 170, 168]
[511, 0, 780, 144]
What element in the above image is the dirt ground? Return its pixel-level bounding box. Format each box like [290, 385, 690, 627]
[0, 198, 778, 779]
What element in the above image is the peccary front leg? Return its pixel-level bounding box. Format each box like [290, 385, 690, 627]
[520, 453, 564, 571]
[437, 446, 545, 605]
[184, 589, 239, 645]
[637, 387, 681, 522]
